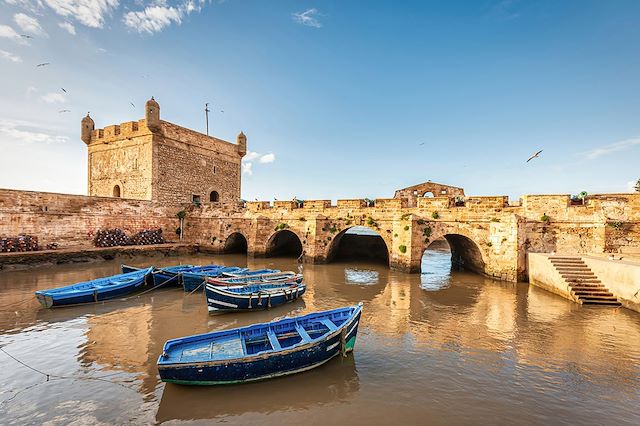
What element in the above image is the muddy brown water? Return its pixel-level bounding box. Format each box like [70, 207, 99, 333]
[1, 249, 640, 425]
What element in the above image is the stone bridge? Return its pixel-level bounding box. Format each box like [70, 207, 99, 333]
[187, 193, 640, 283]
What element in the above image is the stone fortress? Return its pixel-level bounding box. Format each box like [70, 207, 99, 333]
[0, 98, 639, 310]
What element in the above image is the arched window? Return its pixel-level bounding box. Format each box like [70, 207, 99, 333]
[423, 191, 434, 198]
[209, 191, 219, 202]
[113, 185, 121, 198]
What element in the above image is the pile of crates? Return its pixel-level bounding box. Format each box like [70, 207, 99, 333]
[1, 235, 39, 252]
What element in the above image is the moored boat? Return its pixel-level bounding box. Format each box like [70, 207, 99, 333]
[206, 271, 302, 287]
[157, 303, 363, 385]
[35, 267, 153, 308]
[205, 281, 306, 313]
[182, 267, 280, 292]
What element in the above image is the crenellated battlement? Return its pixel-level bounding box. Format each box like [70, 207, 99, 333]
[90, 120, 148, 144]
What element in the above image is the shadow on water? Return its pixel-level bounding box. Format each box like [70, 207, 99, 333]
[156, 356, 359, 423]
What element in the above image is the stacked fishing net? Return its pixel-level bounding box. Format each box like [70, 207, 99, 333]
[93, 229, 131, 247]
[1, 235, 39, 252]
[130, 229, 165, 245]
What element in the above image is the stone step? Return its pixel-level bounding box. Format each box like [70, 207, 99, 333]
[556, 268, 591, 273]
[561, 272, 595, 278]
[570, 285, 606, 290]
[577, 295, 620, 302]
[581, 300, 622, 307]
[564, 277, 601, 283]
[572, 291, 614, 297]
[551, 261, 585, 266]
[554, 264, 589, 269]
[550, 256, 581, 261]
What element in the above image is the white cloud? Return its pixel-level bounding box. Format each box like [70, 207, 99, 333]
[43, 0, 120, 28]
[123, 5, 182, 34]
[0, 120, 68, 145]
[259, 153, 275, 163]
[583, 138, 640, 160]
[0, 25, 26, 42]
[41, 92, 66, 103]
[292, 8, 322, 28]
[123, 0, 206, 34]
[26, 86, 38, 97]
[0, 49, 22, 63]
[4, 0, 44, 13]
[241, 162, 253, 176]
[244, 151, 260, 161]
[58, 21, 76, 34]
[14, 13, 47, 36]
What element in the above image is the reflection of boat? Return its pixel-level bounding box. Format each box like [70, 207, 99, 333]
[35, 267, 153, 308]
[157, 304, 362, 385]
[205, 282, 306, 313]
[156, 355, 359, 423]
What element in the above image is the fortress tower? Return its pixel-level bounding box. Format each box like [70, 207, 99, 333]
[81, 97, 246, 204]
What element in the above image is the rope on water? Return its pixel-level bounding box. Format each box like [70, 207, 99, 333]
[187, 279, 205, 295]
[0, 346, 138, 406]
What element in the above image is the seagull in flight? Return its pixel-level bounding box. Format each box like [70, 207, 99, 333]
[20, 34, 33, 39]
[130, 102, 135, 108]
[58, 109, 71, 113]
[36, 62, 50, 67]
[60, 88, 67, 93]
[419, 142, 425, 146]
[526, 150, 543, 163]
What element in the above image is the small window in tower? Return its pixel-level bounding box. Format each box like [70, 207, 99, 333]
[210, 191, 219, 202]
[214, 166, 217, 174]
[113, 185, 121, 198]
[192, 195, 201, 205]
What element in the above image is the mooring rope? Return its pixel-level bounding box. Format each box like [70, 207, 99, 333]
[0, 346, 138, 406]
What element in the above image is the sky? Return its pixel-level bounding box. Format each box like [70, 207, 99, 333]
[0, 0, 639, 202]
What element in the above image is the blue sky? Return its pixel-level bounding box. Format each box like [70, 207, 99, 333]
[1, 0, 639, 201]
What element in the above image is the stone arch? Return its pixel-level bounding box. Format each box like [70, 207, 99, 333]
[113, 185, 121, 198]
[422, 191, 434, 198]
[209, 191, 219, 202]
[265, 229, 303, 258]
[325, 225, 390, 265]
[224, 232, 247, 254]
[423, 227, 486, 275]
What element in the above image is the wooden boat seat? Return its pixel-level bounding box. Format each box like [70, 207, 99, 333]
[295, 323, 313, 342]
[319, 319, 338, 332]
[266, 328, 282, 351]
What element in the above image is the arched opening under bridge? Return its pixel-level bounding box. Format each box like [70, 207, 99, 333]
[224, 232, 248, 254]
[326, 226, 389, 265]
[113, 185, 121, 198]
[420, 238, 453, 290]
[265, 230, 303, 258]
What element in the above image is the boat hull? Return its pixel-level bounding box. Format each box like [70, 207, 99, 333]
[158, 308, 360, 385]
[35, 269, 150, 308]
[205, 284, 306, 313]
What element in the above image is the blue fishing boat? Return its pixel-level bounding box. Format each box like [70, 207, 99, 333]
[206, 272, 302, 287]
[205, 281, 306, 313]
[157, 303, 362, 385]
[121, 264, 193, 287]
[182, 267, 280, 292]
[35, 267, 153, 308]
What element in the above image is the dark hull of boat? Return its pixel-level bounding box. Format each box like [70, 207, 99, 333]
[158, 309, 361, 385]
[153, 271, 182, 287]
[182, 274, 208, 292]
[35, 276, 146, 308]
[205, 284, 306, 313]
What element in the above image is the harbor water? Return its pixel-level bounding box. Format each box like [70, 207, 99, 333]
[1, 247, 640, 424]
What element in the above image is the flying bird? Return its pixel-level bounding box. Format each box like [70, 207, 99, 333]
[36, 62, 50, 67]
[419, 142, 425, 146]
[20, 34, 33, 39]
[60, 88, 67, 93]
[526, 150, 543, 163]
[130, 102, 135, 108]
[220, 110, 224, 113]
[58, 109, 70, 113]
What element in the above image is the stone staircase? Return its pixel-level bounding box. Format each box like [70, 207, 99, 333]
[549, 256, 621, 307]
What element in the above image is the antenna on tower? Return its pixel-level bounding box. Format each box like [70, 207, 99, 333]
[205, 102, 210, 136]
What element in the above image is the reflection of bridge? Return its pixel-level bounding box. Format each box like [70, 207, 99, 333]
[193, 191, 640, 283]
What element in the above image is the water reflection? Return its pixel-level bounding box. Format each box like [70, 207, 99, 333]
[1, 253, 640, 424]
[156, 357, 359, 423]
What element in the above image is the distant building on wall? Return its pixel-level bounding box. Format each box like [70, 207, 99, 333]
[81, 97, 246, 204]
[394, 181, 465, 207]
